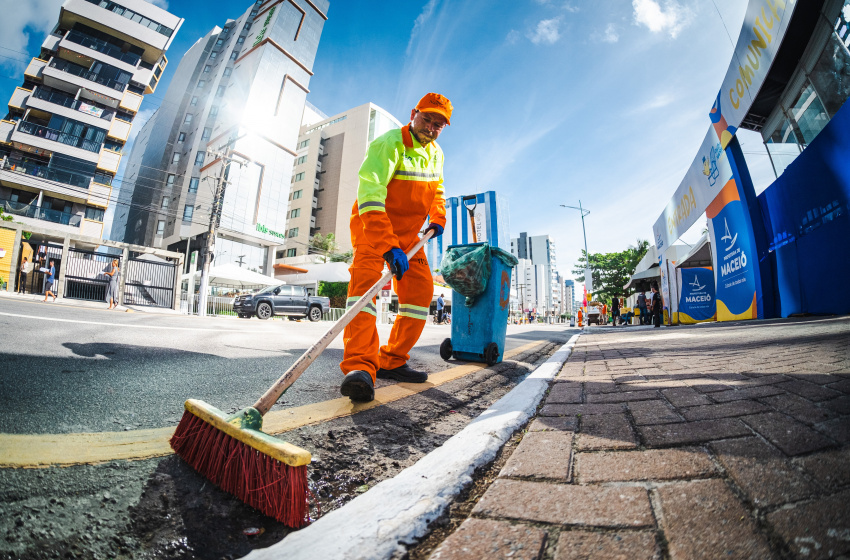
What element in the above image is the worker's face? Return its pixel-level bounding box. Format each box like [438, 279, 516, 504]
[409, 109, 448, 144]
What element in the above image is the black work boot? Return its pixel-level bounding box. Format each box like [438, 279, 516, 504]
[376, 363, 428, 383]
[340, 370, 375, 402]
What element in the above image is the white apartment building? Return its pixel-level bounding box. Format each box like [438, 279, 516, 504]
[511, 232, 559, 315]
[1, 0, 183, 239]
[279, 102, 402, 260]
[564, 279, 575, 317]
[112, 0, 328, 275]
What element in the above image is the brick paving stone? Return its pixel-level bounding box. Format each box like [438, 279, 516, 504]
[684, 379, 730, 393]
[775, 380, 842, 402]
[661, 387, 711, 407]
[710, 373, 750, 382]
[554, 530, 659, 560]
[500, 431, 573, 480]
[586, 389, 659, 404]
[741, 412, 834, 456]
[822, 395, 850, 415]
[657, 479, 772, 560]
[680, 400, 770, 421]
[576, 413, 637, 450]
[710, 437, 819, 507]
[529, 416, 578, 432]
[815, 416, 850, 444]
[627, 399, 684, 425]
[575, 447, 716, 483]
[796, 448, 850, 491]
[710, 384, 787, 403]
[758, 393, 838, 425]
[786, 372, 840, 385]
[639, 418, 750, 447]
[827, 379, 850, 394]
[472, 479, 653, 527]
[548, 384, 583, 404]
[737, 374, 790, 386]
[428, 518, 546, 560]
[583, 381, 620, 394]
[540, 403, 626, 417]
[766, 489, 850, 560]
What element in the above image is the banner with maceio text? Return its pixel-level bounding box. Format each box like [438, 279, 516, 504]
[677, 266, 716, 323]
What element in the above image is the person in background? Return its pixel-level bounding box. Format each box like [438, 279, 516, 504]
[42, 259, 56, 302]
[611, 296, 621, 327]
[651, 282, 663, 328]
[436, 293, 445, 324]
[637, 291, 648, 324]
[105, 258, 120, 310]
[18, 257, 30, 293]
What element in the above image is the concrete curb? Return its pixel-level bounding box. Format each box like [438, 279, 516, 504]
[243, 333, 581, 560]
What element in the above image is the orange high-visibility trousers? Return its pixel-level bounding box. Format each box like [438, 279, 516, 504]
[341, 244, 433, 382]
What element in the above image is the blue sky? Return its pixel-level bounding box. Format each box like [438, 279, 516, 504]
[1, 0, 778, 283]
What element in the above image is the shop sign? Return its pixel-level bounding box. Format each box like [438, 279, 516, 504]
[677, 266, 716, 323]
[255, 222, 285, 239]
[253, 6, 276, 47]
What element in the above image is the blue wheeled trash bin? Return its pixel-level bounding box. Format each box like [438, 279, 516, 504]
[438, 243, 518, 366]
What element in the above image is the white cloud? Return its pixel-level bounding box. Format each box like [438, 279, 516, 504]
[506, 29, 521, 45]
[0, 0, 63, 73]
[147, 0, 169, 8]
[528, 18, 561, 45]
[406, 0, 441, 57]
[563, 3, 579, 13]
[603, 23, 619, 43]
[632, 0, 693, 38]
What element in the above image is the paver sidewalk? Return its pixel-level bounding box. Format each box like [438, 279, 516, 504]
[427, 317, 850, 560]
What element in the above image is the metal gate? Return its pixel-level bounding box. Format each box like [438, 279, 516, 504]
[63, 246, 118, 302]
[30, 243, 64, 295]
[124, 254, 176, 308]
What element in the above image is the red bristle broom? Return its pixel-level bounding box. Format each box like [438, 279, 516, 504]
[170, 231, 434, 527]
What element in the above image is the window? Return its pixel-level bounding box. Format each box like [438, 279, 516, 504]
[237, 36, 245, 44]
[216, 85, 226, 97]
[156, 220, 165, 235]
[292, 189, 302, 200]
[183, 113, 193, 125]
[223, 67, 232, 77]
[161, 196, 169, 208]
[286, 248, 296, 257]
[194, 151, 205, 166]
[203, 65, 211, 73]
[190, 96, 198, 106]
[166, 173, 175, 185]
[293, 172, 305, 182]
[171, 152, 180, 164]
[287, 227, 299, 238]
[298, 139, 309, 149]
[244, 22, 252, 31]
[182, 205, 194, 222]
[296, 155, 307, 165]
[290, 208, 300, 218]
[201, 127, 212, 140]
[210, 51, 218, 59]
[85, 206, 104, 222]
[197, 80, 205, 88]
[177, 132, 186, 142]
[209, 105, 219, 117]
[230, 51, 239, 61]
[215, 39, 224, 46]
[188, 177, 199, 193]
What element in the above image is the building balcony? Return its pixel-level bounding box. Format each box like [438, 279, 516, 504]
[28, 87, 116, 128]
[87, 181, 111, 208]
[312, 196, 318, 209]
[12, 121, 101, 163]
[24, 58, 48, 80]
[42, 34, 62, 53]
[0, 197, 82, 228]
[0, 120, 14, 144]
[107, 117, 131, 141]
[46, 57, 128, 93]
[119, 90, 142, 113]
[63, 29, 141, 67]
[97, 148, 121, 173]
[0, 154, 94, 193]
[8, 87, 30, 112]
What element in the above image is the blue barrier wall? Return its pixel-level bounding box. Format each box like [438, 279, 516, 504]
[757, 99, 850, 316]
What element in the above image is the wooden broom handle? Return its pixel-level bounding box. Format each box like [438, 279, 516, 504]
[253, 231, 435, 415]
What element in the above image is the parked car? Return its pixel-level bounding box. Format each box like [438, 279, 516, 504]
[233, 285, 330, 321]
[585, 301, 603, 325]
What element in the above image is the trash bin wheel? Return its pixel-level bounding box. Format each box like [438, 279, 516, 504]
[440, 338, 453, 361]
[484, 342, 499, 366]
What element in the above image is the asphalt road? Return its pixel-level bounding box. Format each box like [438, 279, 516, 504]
[0, 297, 575, 560]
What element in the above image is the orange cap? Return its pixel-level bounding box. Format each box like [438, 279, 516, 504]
[415, 92, 452, 125]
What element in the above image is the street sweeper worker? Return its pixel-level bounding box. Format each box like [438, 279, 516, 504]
[339, 92, 452, 403]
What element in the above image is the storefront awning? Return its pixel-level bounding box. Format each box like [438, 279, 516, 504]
[624, 266, 660, 291]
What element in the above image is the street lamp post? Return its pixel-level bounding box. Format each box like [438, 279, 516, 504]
[560, 201, 591, 291]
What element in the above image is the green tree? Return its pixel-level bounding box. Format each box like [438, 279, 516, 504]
[572, 239, 649, 303]
[318, 281, 349, 309]
[309, 233, 353, 263]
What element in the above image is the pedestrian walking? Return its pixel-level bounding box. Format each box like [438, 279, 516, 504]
[651, 282, 663, 328]
[18, 257, 30, 293]
[42, 259, 56, 302]
[637, 291, 648, 324]
[436, 293, 445, 324]
[339, 92, 452, 403]
[612, 296, 620, 326]
[105, 258, 120, 310]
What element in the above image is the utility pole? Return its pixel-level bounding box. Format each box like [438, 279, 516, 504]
[236, 254, 246, 267]
[197, 147, 248, 317]
[560, 201, 591, 292]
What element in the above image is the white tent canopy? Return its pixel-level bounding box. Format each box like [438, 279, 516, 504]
[276, 262, 351, 285]
[182, 262, 283, 288]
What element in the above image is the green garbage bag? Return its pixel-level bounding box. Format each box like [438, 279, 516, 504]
[441, 244, 518, 306]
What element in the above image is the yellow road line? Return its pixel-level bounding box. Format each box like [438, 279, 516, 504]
[0, 340, 547, 468]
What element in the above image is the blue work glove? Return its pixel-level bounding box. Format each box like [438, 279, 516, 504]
[424, 223, 444, 238]
[383, 248, 409, 280]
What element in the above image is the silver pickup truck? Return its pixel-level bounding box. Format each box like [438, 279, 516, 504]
[234, 284, 330, 322]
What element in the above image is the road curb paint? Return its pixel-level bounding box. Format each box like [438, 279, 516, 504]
[242, 334, 581, 560]
[0, 340, 547, 468]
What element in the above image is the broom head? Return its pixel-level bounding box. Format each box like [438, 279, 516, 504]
[170, 399, 312, 528]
